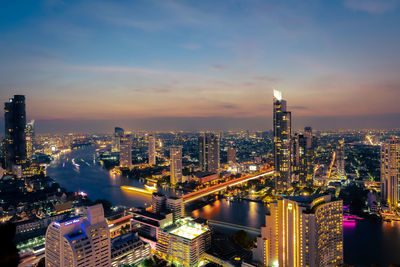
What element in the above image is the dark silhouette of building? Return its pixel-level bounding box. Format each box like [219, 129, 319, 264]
[4, 95, 26, 170]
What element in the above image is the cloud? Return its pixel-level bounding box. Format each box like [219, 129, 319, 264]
[218, 103, 239, 109]
[289, 105, 310, 110]
[211, 64, 227, 71]
[344, 0, 399, 14]
[253, 75, 282, 83]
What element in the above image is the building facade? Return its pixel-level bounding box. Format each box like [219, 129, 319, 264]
[4, 95, 27, 170]
[45, 204, 111, 267]
[148, 135, 156, 165]
[273, 90, 292, 190]
[25, 120, 35, 161]
[253, 195, 343, 267]
[381, 138, 400, 209]
[170, 146, 183, 184]
[198, 133, 220, 173]
[227, 146, 236, 164]
[119, 134, 132, 169]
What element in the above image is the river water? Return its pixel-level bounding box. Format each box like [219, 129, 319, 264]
[47, 146, 400, 266]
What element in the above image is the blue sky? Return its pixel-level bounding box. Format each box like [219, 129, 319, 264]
[1, 0, 400, 132]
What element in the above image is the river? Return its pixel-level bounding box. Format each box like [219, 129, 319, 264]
[47, 146, 400, 265]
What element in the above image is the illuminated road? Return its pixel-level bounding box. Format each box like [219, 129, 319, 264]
[183, 168, 274, 203]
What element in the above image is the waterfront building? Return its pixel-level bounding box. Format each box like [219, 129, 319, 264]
[119, 134, 132, 169]
[156, 220, 211, 267]
[227, 146, 236, 164]
[25, 120, 35, 161]
[152, 192, 167, 214]
[381, 138, 400, 209]
[170, 146, 182, 184]
[166, 196, 185, 222]
[112, 127, 124, 152]
[198, 133, 220, 173]
[273, 90, 292, 190]
[149, 135, 156, 165]
[4, 95, 27, 170]
[131, 209, 173, 243]
[45, 204, 111, 267]
[253, 195, 343, 267]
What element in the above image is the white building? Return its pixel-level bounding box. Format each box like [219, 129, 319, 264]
[45, 204, 111, 267]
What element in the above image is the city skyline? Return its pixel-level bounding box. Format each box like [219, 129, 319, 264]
[1, 0, 400, 132]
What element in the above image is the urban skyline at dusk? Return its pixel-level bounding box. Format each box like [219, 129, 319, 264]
[1, 0, 400, 133]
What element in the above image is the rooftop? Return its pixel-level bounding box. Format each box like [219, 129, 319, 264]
[169, 222, 209, 240]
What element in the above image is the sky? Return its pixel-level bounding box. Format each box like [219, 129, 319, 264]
[1, 0, 400, 133]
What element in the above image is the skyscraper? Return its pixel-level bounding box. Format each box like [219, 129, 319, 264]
[152, 192, 167, 214]
[25, 120, 35, 161]
[112, 127, 124, 152]
[148, 135, 156, 166]
[4, 95, 27, 170]
[227, 146, 236, 164]
[273, 90, 291, 190]
[292, 133, 307, 184]
[119, 134, 132, 169]
[336, 139, 345, 179]
[381, 138, 400, 209]
[253, 195, 343, 267]
[198, 133, 220, 173]
[45, 204, 111, 267]
[304, 126, 315, 184]
[166, 196, 185, 222]
[170, 146, 182, 184]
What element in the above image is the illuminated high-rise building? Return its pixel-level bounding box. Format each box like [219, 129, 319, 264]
[170, 146, 182, 184]
[227, 146, 236, 164]
[381, 138, 400, 209]
[112, 127, 124, 152]
[4, 95, 27, 170]
[273, 90, 291, 190]
[119, 134, 132, 169]
[336, 139, 345, 179]
[148, 135, 156, 165]
[198, 133, 220, 173]
[166, 196, 185, 222]
[45, 204, 111, 267]
[253, 195, 343, 267]
[292, 133, 307, 184]
[25, 120, 35, 161]
[152, 192, 166, 214]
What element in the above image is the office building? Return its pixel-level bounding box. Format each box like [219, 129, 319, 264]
[119, 134, 132, 169]
[111, 232, 151, 267]
[198, 133, 220, 173]
[253, 195, 343, 267]
[45, 204, 111, 267]
[148, 135, 156, 165]
[157, 220, 211, 267]
[227, 146, 236, 164]
[112, 127, 124, 152]
[273, 90, 292, 190]
[170, 146, 182, 184]
[381, 138, 400, 209]
[131, 209, 173, 242]
[166, 196, 185, 222]
[336, 139, 345, 179]
[4, 95, 27, 170]
[25, 120, 35, 161]
[152, 193, 167, 214]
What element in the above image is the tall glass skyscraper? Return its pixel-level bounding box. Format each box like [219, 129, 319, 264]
[273, 90, 291, 190]
[4, 95, 27, 170]
[198, 133, 220, 173]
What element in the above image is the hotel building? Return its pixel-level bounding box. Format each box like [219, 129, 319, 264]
[45, 204, 111, 267]
[253, 195, 343, 267]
